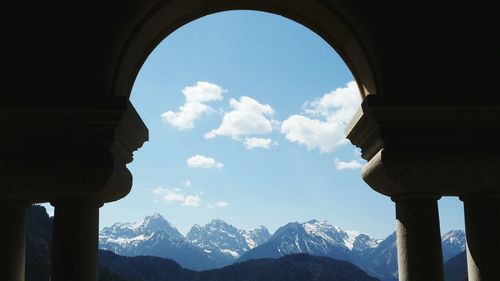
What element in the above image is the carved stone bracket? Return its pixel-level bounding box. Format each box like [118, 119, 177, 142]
[0, 96, 148, 203]
[346, 95, 500, 196]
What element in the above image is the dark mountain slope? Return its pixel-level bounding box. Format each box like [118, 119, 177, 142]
[194, 253, 378, 281]
[444, 251, 467, 281]
[25, 205, 53, 281]
[100, 250, 379, 281]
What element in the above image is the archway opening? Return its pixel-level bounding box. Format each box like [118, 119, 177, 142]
[34, 8, 465, 281]
[103, 10, 397, 275]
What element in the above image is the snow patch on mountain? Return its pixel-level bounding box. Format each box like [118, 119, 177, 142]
[344, 230, 361, 250]
[243, 225, 271, 249]
[222, 249, 240, 258]
[99, 213, 186, 250]
[186, 219, 271, 260]
[100, 233, 154, 248]
[441, 229, 466, 261]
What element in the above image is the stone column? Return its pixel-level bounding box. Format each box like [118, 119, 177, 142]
[393, 195, 444, 281]
[51, 202, 102, 281]
[0, 200, 28, 281]
[461, 194, 500, 281]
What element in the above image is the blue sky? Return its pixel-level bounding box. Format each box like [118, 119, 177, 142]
[45, 11, 464, 239]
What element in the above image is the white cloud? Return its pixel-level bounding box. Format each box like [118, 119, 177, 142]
[152, 187, 201, 207]
[281, 115, 347, 153]
[281, 81, 361, 153]
[304, 81, 361, 124]
[183, 81, 225, 103]
[205, 96, 275, 140]
[243, 137, 274, 149]
[216, 201, 230, 207]
[183, 195, 202, 206]
[187, 155, 224, 169]
[207, 201, 230, 208]
[334, 158, 364, 170]
[164, 189, 185, 202]
[183, 180, 192, 187]
[161, 81, 224, 130]
[161, 102, 210, 130]
[152, 186, 167, 195]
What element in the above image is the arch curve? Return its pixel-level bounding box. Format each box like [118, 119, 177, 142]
[111, 0, 378, 100]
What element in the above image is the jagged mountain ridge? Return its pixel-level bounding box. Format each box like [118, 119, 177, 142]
[239, 223, 465, 281]
[238, 219, 380, 264]
[99, 213, 217, 270]
[24, 205, 380, 281]
[441, 230, 466, 261]
[99, 213, 272, 269]
[98, 213, 466, 281]
[186, 218, 270, 266]
[26, 206, 467, 281]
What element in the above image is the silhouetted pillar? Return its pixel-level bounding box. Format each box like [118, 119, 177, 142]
[51, 202, 102, 281]
[393, 195, 444, 281]
[461, 194, 500, 281]
[0, 200, 28, 281]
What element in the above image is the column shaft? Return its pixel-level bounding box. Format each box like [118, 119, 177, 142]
[394, 196, 444, 281]
[463, 195, 500, 281]
[51, 203, 100, 281]
[0, 201, 27, 281]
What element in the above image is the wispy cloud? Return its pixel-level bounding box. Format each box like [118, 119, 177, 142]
[216, 201, 230, 207]
[207, 201, 230, 208]
[281, 81, 361, 153]
[183, 180, 192, 187]
[205, 96, 275, 140]
[187, 155, 224, 169]
[243, 137, 275, 149]
[161, 81, 225, 130]
[334, 158, 364, 170]
[152, 187, 202, 207]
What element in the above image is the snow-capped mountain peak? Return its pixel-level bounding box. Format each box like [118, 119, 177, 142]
[243, 225, 271, 249]
[141, 213, 178, 233]
[99, 213, 184, 247]
[239, 219, 383, 265]
[302, 220, 347, 246]
[344, 230, 361, 250]
[441, 229, 466, 261]
[186, 218, 271, 260]
[442, 229, 466, 245]
[99, 214, 216, 270]
[98, 214, 466, 280]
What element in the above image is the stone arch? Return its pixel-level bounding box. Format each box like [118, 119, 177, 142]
[110, 0, 378, 100]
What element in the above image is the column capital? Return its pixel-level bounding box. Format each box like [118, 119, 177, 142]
[347, 95, 500, 197]
[0, 96, 148, 203]
[346, 95, 500, 161]
[50, 199, 104, 208]
[391, 193, 441, 202]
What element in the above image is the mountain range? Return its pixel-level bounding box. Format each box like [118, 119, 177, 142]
[99, 214, 271, 269]
[99, 213, 466, 281]
[25, 205, 467, 281]
[25, 205, 380, 281]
